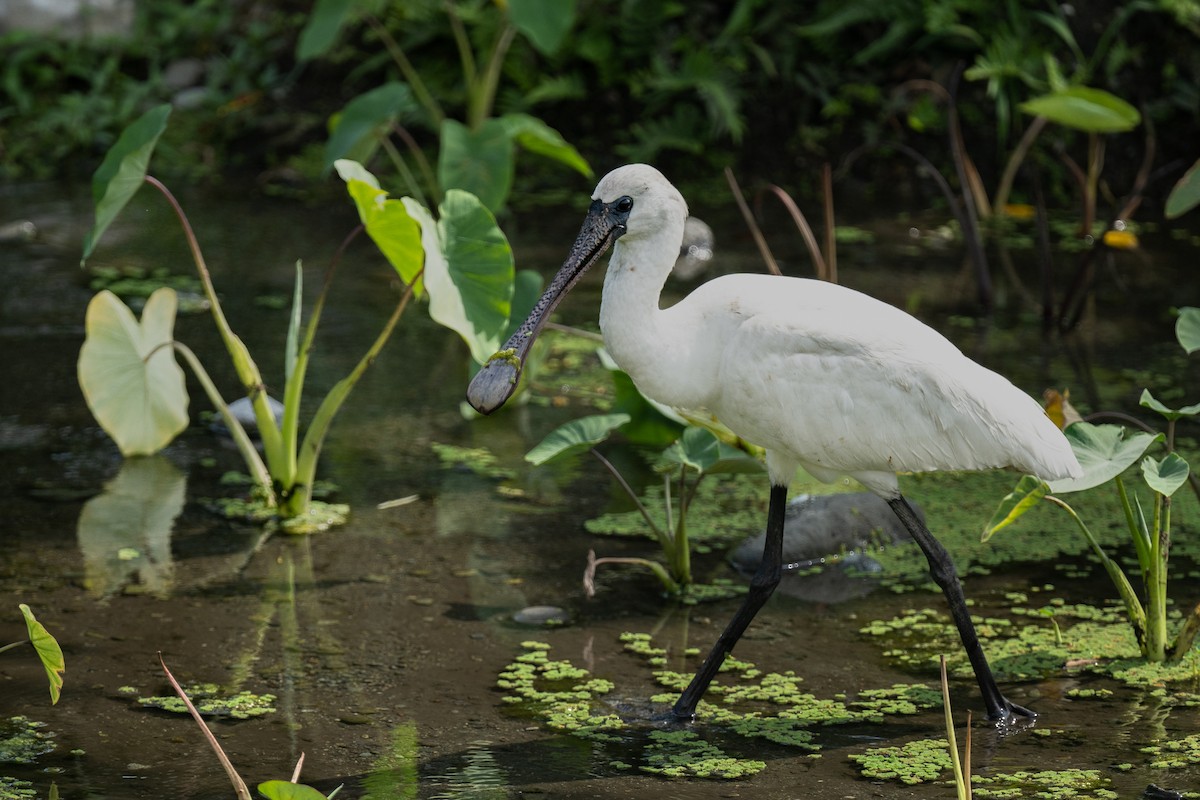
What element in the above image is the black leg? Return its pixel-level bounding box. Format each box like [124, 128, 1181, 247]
[673, 484, 789, 720]
[887, 496, 1034, 722]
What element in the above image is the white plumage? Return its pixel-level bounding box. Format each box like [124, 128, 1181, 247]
[467, 163, 1082, 724]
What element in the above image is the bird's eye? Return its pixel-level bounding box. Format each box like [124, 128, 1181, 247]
[614, 196, 633, 214]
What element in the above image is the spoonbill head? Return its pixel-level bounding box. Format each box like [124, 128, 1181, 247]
[467, 164, 1082, 725]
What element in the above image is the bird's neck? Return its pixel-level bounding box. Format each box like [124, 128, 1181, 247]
[599, 222, 702, 408]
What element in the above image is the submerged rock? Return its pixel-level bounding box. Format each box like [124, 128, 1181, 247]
[209, 396, 284, 440]
[730, 492, 919, 574]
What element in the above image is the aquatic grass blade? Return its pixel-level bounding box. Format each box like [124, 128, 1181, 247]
[158, 654, 252, 800]
[18, 605, 64, 705]
[285, 262, 303, 385]
[525, 413, 631, 465]
[431, 189, 515, 364]
[81, 103, 171, 264]
[982, 474, 1048, 541]
[1047, 422, 1162, 494]
[77, 289, 189, 456]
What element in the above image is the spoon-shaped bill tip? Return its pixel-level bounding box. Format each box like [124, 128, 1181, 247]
[467, 356, 522, 415]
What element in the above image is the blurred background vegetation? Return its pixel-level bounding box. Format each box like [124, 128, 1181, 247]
[3, 0, 1198, 214]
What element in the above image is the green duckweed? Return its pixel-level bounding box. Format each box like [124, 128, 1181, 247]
[137, 685, 276, 719]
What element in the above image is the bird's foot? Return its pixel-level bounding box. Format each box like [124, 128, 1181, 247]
[989, 697, 1036, 733]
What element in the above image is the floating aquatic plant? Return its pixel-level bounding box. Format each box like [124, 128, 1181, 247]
[0, 717, 56, 765]
[138, 684, 276, 719]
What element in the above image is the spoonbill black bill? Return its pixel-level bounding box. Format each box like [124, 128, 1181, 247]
[467, 164, 1083, 723]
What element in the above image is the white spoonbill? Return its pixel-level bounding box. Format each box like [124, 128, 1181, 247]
[467, 164, 1082, 722]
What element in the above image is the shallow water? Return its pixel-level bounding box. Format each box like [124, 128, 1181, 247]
[2, 179, 1199, 799]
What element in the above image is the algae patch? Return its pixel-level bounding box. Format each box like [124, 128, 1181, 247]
[137, 684, 276, 719]
[0, 717, 56, 764]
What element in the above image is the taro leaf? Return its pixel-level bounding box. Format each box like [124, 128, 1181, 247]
[296, 0, 358, 61]
[430, 190, 514, 364]
[508, 0, 576, 55]
[323, 83, 417, 172]
[438, 119, 514, 213]
[78, 288, 189, 456]
[1175, 306, 1200, 354]
[1019, 86, 1140, 133]
[77, 456, 184, 598]
[1142, 453, 1190, 498]
[81, 103, 171, 264]
[1139, 388, 1200, 421]
[982, 474, 1050, 541]
[661, 426, 722, 473]
[19, 604, 65, 705]
[526, 413, 631, 465]
[702, 441, 765, 476]
[1046, 422, 1162, 494]
[498, 113, 592, 177]
[1165, 157, 1200, 219]
[335, 160, 424, 291]
[257, 781, 330, 800]
[506, 269, 544, 340]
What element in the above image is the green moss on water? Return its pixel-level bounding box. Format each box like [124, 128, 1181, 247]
[0, 717, 55, 764]
[1140, 732, 1200, 769]
[0, 776, 36, 800]
[970, 769, 1116, 799]
[137, 685, 276, 719]
[430, 442, 516, 480]
[642, 730, 766, 778]
[848, 736, 952, 784]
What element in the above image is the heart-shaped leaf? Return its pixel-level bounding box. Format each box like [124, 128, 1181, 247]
[438, 119, 515, 213]
[508, 0, 577, 55]
[257, 780, 330, 800]
[1175, 306, 1200, 354]
[82, 104, 171, 264]
[1142, 453, 1190, 498]
[19, 604, 65, 705]
[1139, 388, 1200, 421]
[1166, 157, 1200, 220]
[526, 413, 631, 465]
[430, 190, 515, 364]
[1047, 422, 1162, 494]
[323, 83, 417, 172]
[498, 113, 592, 178]
[78, 288, 189, 456]
[335, 160, 425, 291]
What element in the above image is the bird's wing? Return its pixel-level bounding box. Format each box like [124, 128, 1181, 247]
[690, 275, 1078, 481]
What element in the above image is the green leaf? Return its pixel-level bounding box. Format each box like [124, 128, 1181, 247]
[1142, 453, 1190, 498]
[323, 83, 417, 172]
[1019, 86, 1140, 133]
[1047, 422, 1163, 494]
[661, 426, 722, 473]
[982, 474, 1049, 541]
[1165, 157, 1200, 219]
[609, 368, 685, 447]
[335, 160, 425, 291]
[438, 119, 514, 213]
[296, 0, 357, 61]
[285, 261, 303, 385]
[525, 413, 631, 465]
[498, 113, 592, 178]
[1139, 388, 1200, 421]
[1175, 307, 1200, 354]
[19, 605, 65, 705]
[81, 103, 171, 264]
[508, 0, 576, 54]
[77, 289, 189, 456]
[257, 780, 329, 800]
[431, 190, 515, 364]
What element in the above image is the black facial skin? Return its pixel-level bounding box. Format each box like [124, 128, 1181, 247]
[466, 196, 633, 415]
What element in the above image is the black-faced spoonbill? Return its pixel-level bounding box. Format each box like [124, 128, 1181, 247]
[467, 164, 1082, 723]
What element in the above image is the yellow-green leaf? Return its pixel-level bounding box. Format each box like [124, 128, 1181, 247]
[19, 604, 65, 705]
